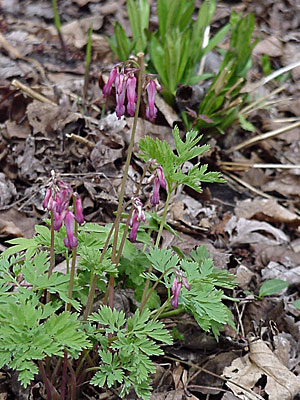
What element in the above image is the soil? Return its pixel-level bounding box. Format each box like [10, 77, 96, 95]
[1, 0, 300, 399]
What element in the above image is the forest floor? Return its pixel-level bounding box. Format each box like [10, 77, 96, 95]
[1, 0, 300, 399]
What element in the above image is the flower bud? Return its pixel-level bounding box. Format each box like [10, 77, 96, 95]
[42, 187, 52, 210]
[126, 75, 137, 117]
[171, 281, 182, 309]
[74, 193, 84, 225]
[63, 211, 78, 250]
[128, 210, 140, 242]
[102, 67, 118, 97]
[145, 80, 158, 122]
[150, 177, 160, 205]
[157, 166, 167, 190]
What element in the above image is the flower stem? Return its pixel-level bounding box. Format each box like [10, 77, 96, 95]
[139, 266, 174, 313]
[156, 307, 185, 318]
[83, 221, 115, 320]
[140, 188, 172, 309]
[60, 349, 68, 400]
[109, 52, 145, 309]
[155, 188, 172, 247]
[67, 202, 78, 311]
[38, 360, 60, 400]
[46, 210, 55, 303]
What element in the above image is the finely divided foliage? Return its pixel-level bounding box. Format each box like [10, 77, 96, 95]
[0, 65, 235, 398]
[139, 126, 225, 193]
[89, 307, 172, 400]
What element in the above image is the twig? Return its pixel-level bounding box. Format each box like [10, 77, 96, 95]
[245, 59, 300, 92]
[197, 25, 210, 77]
[222, 172, 272, 199]
[234, 301, 245, 339]
[165, 355, 264, 400]
[11, 79, 57, 106]
[0, 32, 22, 59]
[228, 120, 300, 153]
[241, 86, 285, 115]
[66, 133, 95, 148]
[221, 161, 300, 171]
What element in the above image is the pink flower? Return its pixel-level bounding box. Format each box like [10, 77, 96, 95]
[103, 67, 118, 97]
[157, 166, 167, 190]
[129, 209, 140, 243]
[150, 166, 167, 205]
[133, 197, 146, 222]
[145, 80, 158, 122]
[49, 182, 72, 231]
[126, 75, 137, 117]
[63, 211, 78, 250]
[182, 276, 190, 291]
[128, 198, 146, 242]
[74, 193, 84, 225]
[150, 177, 160, 205]
[52, 206, 66, 231]
[171, 280, 182, 309]
[170, 270, 190, 308]
[42, 187, 52, 210]
[115, 73, 126, 119]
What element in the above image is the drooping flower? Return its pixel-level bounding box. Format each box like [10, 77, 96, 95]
[170, 269, 190, 309]
[133, 197, 146, 222]
[128, 198, 146, 242]
[126, 74, 137, 117]
[145, 80, 158, 122]
[74, 192, 84, 225]
[51, 184, 72, 231]
[171, 280, 182, 309]
[129, 209, 140, 243]
[52, 207, 66, 232]
[150, 166, 167, 206]
[63, 211, 78, 250]
[157, 166, 167, 190]
[102, 66, 118, 97]
[42, 178, 82, 251]
[115, 73, 127, 119]
[42, 187, 52, 210]
[150, 177, 160, 206]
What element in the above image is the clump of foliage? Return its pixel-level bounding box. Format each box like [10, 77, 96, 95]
[0, 57, 235, 399]
[108, 0, 258, 134]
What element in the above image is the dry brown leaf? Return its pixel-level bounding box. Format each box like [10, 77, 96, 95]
[223, 339, 300, 400]
[253, 36, 283, 57]
[281, 43, 300, 80]
[221, 393, 244, 400]
[172, 364, 184, 389]
[26, 101, 60, 135]
[261, 261, 300, 286]
[262, 173, 300, 197]
[62, 17, 103, 48]
[234, 198, 300, 227]
[224, 216, 289, 247]
[0, 208, 37, 238]
[249, 339, 300, 399]
[155, 94, 180, 127]
[0, 218, 23, 237]
[5, 120, 30, 140]
[235, 265, 254, 290]
[0, 173, 17, 208]
[223, 354, 263, 400]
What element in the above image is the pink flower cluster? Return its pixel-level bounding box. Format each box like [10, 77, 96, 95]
[102, 65, 161, 121]
[129, 197, 146, 243]
[128, 166, 167, 242]
[150, 166, 167, 206]
[43, 181, 84, 250]
[171, 269, 190, 309]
